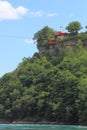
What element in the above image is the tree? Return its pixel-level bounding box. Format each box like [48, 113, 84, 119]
[33, 26, 56, 49]
[78, 78, 87, 123]
[85, 26, 87, 32]
[66, 21, 82, 34]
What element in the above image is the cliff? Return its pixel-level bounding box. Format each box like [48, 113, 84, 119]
[38, 38, 87, 57]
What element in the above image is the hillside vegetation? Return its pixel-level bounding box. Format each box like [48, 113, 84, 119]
[0, 23, 87, 124]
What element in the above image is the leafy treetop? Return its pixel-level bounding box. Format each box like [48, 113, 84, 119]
[33, 26, 56, 49]
[66, 21, 82, 34]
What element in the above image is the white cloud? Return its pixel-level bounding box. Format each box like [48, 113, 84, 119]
[0, 1, 58, 20]
[29, 11, 42, 17]
[16, 6, 28, 16]
[29, 11, 57, 17]
[24, 39, 34, 44]
[47, 13, 57, 17]
[0, 1, 28, 20]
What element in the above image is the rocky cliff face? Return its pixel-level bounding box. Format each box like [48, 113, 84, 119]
[38, 39, 87, 57]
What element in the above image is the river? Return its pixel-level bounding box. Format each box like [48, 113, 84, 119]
[0, 124, 87, 130]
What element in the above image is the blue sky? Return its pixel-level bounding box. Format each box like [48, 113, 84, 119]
[0, 0, 87, 77]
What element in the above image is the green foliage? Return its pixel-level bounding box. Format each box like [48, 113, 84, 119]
[78, 78, 87, 123]
[1, 26, 87, 124]
[33, 26, 56, 49]
[66, 21, 82, 34]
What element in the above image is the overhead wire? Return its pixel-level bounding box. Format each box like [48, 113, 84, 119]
[0, 34, 32, 39]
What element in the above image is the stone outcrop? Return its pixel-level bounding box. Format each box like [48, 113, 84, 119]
[38, 39, 87, 57]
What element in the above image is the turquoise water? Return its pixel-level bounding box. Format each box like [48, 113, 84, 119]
[0, 124, 87, 130]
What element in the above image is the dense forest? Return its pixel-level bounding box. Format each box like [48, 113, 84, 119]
[0, 22, 87, 125]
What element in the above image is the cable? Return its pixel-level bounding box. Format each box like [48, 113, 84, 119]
[0, 34, 32, 39]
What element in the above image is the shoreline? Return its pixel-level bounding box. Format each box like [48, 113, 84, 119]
[0, 120, 87, 126]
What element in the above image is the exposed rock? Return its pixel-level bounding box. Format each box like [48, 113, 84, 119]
[38, 39, 87, 57]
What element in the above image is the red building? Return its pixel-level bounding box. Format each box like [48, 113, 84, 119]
[48, 31, 67, 45]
